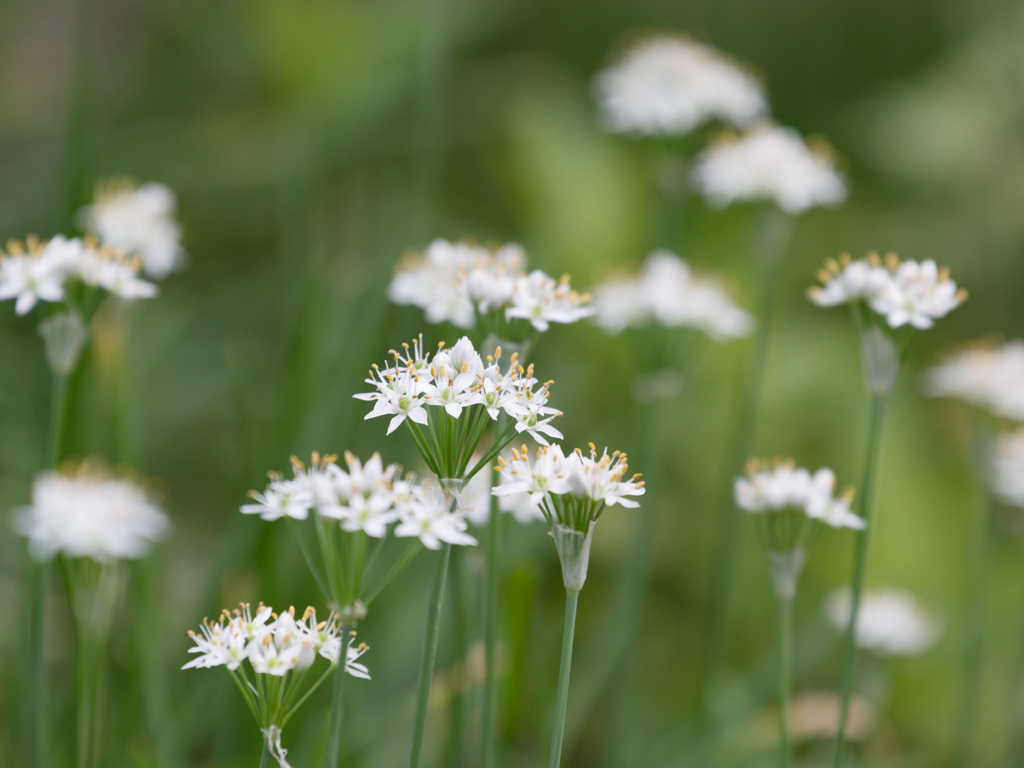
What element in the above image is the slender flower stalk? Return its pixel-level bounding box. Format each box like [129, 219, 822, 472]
[735, 458, 864, 768]
[14, 461, 168, 768]
[492, 443, 645, 767]
[807, 251, 967, 767]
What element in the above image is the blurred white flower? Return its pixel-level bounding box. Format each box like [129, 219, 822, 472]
[593, 35, 767, 136]
[869, 258, 966, 330]
[388, 239, 592, 335]
[923, 341, 1024, 422]
[691, 123, 846, 214]
[825, 588, 942, 656]
[592, 249, 753, 340]
[735, 459, 864, 530]
[14, 461, 168, 562]
[395, 480, 478, 549]
[809, 252, 966, 330]
[80, 181, 185, 279]
[0, 234, 158, 316]
[991, 429, 1024, 508]
[241, 478, 314, 521]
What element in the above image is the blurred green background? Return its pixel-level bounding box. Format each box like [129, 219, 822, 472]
[2, 0, 1024, 766]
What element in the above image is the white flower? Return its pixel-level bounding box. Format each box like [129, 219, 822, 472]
[809, 252, 966, 331]
[923, 341, 1024, 422]
[355, 352, 431, 435]
[493, 444, 573, 506]
[869, 258, 966, 330]
[594, 250, 753, 340]
[734, 459, 863, 530]
[395, 481, 478, 549]
[825, 588, 942, 656]
[80, 181, 184, 279]
[593, 35, 766, 136]
[807, 253, 892, 308]
[183, 614, 251, 671]
[692, 123, 846, 214]
[565, 445, 646, 507]
[14, 462, 169, 562]
[0, 236, 72, 315]
[241, 478, 314, 521]
[991, 429, 1024, 508]
[343, 637, 372, 680]
[504, 270, 596, 332]
[388, 240, 592, 334]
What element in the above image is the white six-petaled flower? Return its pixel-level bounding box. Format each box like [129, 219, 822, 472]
[923, 341, 1024, 422]
[14, 461, 169, 563]
[691, 123, 846, 214]
[734, 459, 863, 531]
[592, 35, 767, 137]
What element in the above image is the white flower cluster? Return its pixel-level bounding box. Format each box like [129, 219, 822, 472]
[460, 461, 546, 526]
[388, 239, 594, 333]
[242, 452, 477, 549]
[809, 252, 967, 330]
[14, 462, 169, 562]
[923, 341, 1024, 421]
[825, 588, 942, 656]
[991, 430, 1024, 509]
[355, 336, 562, 444]
[592, 249, 753, 339]
[493, 443, 646, 517]
[592, 35, 766, 136]
[734, 459, 864, 530]
[183, 603, 370, 678]
[79, 181, 185, 279]
[691, 123, 847, 214]
[0, 235, 157, 316]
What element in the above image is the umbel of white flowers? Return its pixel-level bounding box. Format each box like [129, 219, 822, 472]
[183, 603, 369, 768]
[591, 249, 754, 339]
[592, 34, 767, 137]
[923, 340, 1024, 423]
[14, 460, 168, 563]
[356, 336, 562, 485]
[0, 235, 157, 317]
[808, 251, 968, 397]
[691, 123, 847, 215]
[78, 179, 186, 280]
[825, 588, 942, 656]
[735, 458, 863, 600]
[243, 451, 477, 550]
[492, 443, 645, 590]
[388, 239, 595, 342]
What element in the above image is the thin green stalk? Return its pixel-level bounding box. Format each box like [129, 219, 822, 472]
[323, 639, 348, 768]
[444, 545, 468, 768]
[482, 495, 500, 768]
[48, 374, 70, 468]
[778, 598, 793, 768]
[364, 541, 423, 607]
[259, 743, 272, 768]
[952, 487, 996, 766]
[703, 209, 795, 708]
[409, 543, 451, 768]
[548, 589, 580, 768]
[832, 395, 890, 768]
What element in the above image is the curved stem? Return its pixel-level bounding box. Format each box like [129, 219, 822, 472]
[548, 589, 580, 768]
[777, 598, 793, 768]
[832, 395, 890, 768]
[408, 543, 451, 768]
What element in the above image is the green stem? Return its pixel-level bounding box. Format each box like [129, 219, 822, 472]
[951, 486, 996, 766]
[832, 395, 890, 768]
[259, 743, 272, 768]
[363, 540, 422, 607]
[703, 209, 795, 709]
[323, 653, 348, 768]
[778, 598, 793, 768]
[482, 496, 500, 768]
[548, 589, 580, 768]
[444, 545, 467, 768]
[408, 542, 451, 768]
[48, 374, 69, 468]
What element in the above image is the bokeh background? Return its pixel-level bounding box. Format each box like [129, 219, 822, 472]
[2, 0, 1024, 766]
